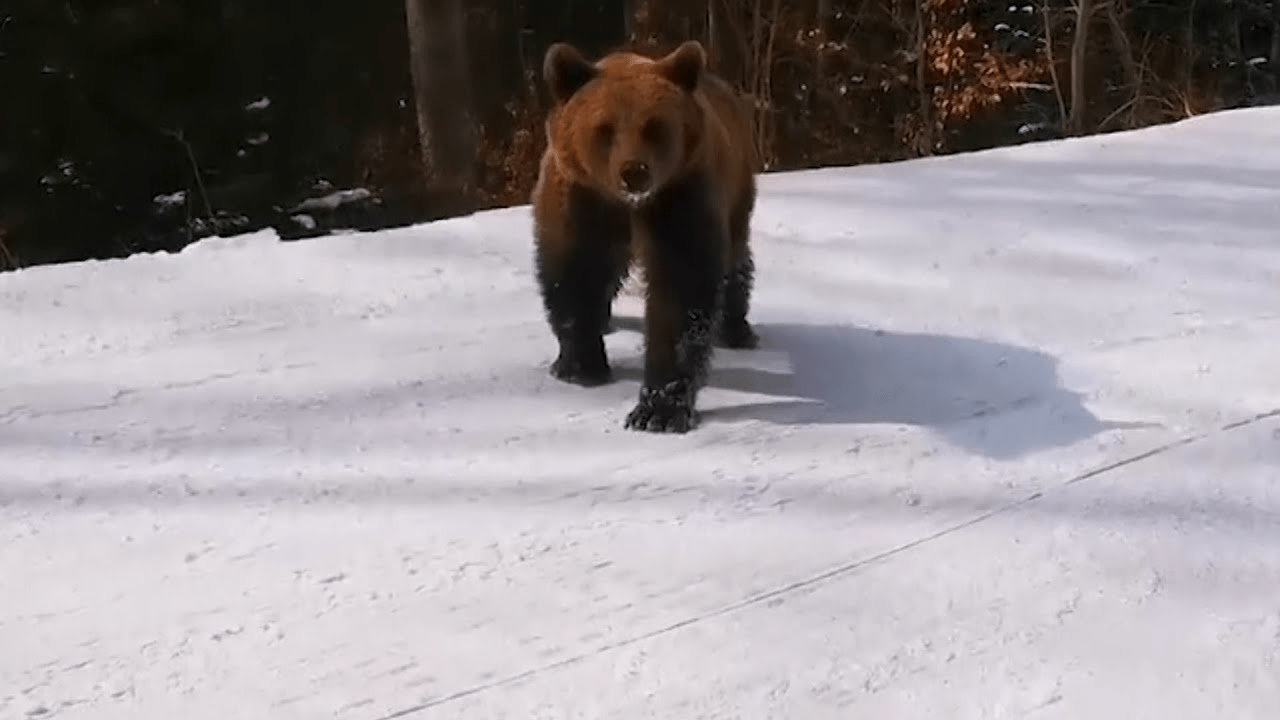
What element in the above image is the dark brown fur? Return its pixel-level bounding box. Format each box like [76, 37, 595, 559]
[530, 40, 760, 433]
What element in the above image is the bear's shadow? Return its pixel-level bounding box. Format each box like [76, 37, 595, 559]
[608, 316, 1151, 459]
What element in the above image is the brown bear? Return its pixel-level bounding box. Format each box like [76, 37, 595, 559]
[530, 39, 760, 433]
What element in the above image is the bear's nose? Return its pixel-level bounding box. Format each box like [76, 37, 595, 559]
[620, 161, 651, 193]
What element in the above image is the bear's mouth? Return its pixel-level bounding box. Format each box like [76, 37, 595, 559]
[620, 190, 653, 208]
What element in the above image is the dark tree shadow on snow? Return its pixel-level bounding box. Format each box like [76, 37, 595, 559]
[613, 317, 1152, 460]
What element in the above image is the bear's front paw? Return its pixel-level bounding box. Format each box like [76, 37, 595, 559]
[551, 350, 612, 387]
[624, 381, 698, 433]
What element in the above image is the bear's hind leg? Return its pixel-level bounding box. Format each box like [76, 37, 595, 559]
[718, 184, 760, 349]
[534, 184, 631, 387]
[719, 247, 759, 349]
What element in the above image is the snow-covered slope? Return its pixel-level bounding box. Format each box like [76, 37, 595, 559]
[3, 107, 1279, 719]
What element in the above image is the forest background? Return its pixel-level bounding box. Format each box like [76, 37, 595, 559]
[1, 0, 1276, 271]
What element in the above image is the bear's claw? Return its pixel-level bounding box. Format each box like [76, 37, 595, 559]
[624, 381, 698, 433]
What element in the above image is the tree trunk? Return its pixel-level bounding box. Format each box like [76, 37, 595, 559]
[624, 0, 638, 43]
[1229, 0, 1252, 103]
[1106, 0, 1142, 126]
[915, 0, 932, 155]
[1068, 0, 1093, 136]
[813, 0, 832, 110]
[817, 0, 832, 27]
[1272, 0, 1280, 72]
[708, 0, 745, 88]
[404, 0, 477, 218]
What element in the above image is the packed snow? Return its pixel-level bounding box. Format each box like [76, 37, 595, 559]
[3, 106, 1280, 719]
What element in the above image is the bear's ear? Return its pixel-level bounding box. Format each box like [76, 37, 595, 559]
[544, 42, 597, 103]
[658, 40, 706, 92]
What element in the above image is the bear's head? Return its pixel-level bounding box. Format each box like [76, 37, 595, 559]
[542, 40, 709, 208]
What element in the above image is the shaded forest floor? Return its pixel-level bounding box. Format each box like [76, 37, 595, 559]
[1, 0, 1277, 271]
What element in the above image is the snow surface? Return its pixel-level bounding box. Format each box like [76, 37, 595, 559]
[3, 107, 1280, 719]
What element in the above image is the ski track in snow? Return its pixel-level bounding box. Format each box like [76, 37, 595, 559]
[2, 107, 1280, 719]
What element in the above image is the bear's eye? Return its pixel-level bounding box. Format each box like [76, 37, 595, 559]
[594, 122, 615, 143]
[641, 118, 667, 145]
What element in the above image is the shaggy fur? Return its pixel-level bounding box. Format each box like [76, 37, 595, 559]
[531, 39, 760, 433]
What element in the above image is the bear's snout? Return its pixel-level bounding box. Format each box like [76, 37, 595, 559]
[619, 161, 652, 193]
